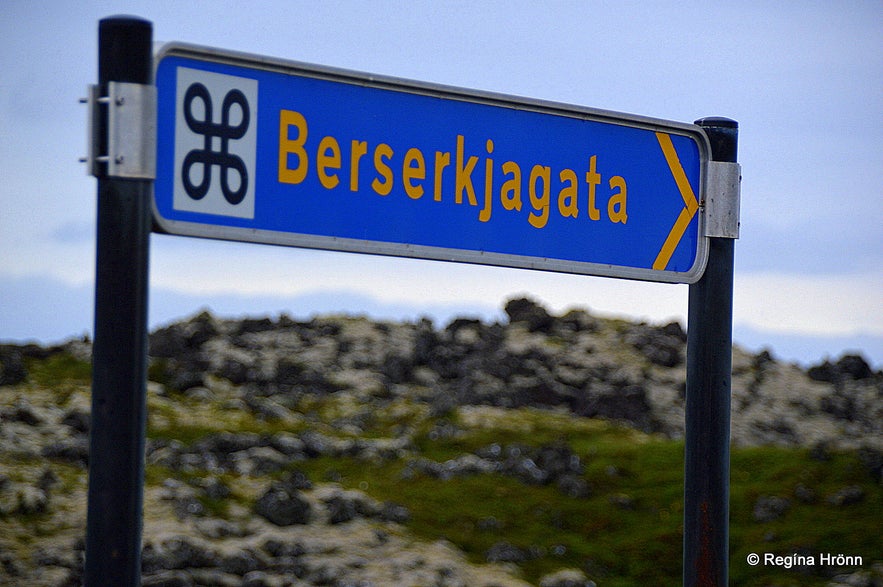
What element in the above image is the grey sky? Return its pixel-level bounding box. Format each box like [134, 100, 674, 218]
[1, 1, 881, 366]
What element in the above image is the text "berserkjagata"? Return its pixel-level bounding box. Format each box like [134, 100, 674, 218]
[277, 109, 629, 229]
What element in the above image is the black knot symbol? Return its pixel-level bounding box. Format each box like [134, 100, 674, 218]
[182, 83, 250, 205]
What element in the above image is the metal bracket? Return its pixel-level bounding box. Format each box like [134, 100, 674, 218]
[704, 161, 741, 238]
[81, 81, 156, 179]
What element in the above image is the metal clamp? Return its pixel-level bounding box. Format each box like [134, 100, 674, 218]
[81, 81, 157, 179]
[703, 161, 741, 238]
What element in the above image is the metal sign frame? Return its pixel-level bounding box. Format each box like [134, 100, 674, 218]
[152, 42, 712, 284]
[84, 19, 739, 587]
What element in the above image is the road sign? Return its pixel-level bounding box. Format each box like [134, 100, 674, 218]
[153, 43, 711, 283]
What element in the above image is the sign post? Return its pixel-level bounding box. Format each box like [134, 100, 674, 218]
[684, 117, 739, 587]
[84, 16, 154, 587]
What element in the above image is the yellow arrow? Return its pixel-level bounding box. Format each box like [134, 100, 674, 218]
[653, 132, 700, 271]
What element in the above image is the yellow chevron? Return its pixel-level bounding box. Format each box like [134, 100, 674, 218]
[653, 132, 699, 271]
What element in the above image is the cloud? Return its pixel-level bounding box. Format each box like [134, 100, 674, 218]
[734, 271, 883, 337]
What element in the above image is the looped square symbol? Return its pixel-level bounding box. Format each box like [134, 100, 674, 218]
[173, 68, 257, 219]
[182, 83, 249, 204]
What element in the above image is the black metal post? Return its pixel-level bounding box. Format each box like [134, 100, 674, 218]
[683, 117, 738, 587]
[84, 16, 153, 587]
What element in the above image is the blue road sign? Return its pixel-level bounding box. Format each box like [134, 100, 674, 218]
[153, 43, 710, 283]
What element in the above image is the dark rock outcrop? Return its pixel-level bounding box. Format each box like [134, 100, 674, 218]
[2, 297, 882, 586]
[253, 484, 311, 526]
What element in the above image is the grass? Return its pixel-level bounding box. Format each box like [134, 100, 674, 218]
[12, 352, 882, 585]
[23, 352, 92, 387]
[295, 409, 881, 586]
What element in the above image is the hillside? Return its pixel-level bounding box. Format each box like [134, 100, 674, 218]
[1, 297, 881, 586]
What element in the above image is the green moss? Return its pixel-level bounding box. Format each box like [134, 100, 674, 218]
[146, 391, 307, 444]
[197, 494, 232, 519]
[13, 352, 874, 587]
[290, 412, 880, 587]
[24, 352, 91, 387]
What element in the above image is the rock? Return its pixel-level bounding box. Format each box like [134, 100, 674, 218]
[141, 535, 218, 572]
[558, 309, 600, 333]
[820, 391, 857, 421]
[324, 493, 360, 524]
[828, 569, 882, 587]
[381, 349, 415, 384]
[412, 442, 588, 490]
[268, 433, 307, 457]
[380, 501, 411, 523]
[540, 568, 597, 587]
[0, 346, 27, 386]
[260, 538, 306, 558]
[187, 569, 241, 587]
[808, 354, 875, 383]
[278, 469, 313, 492]
[833, 354, 875, 380]
[32, 544, 79, 568]
[319, 487, 383, 525]
[130, 301, 883, 450]
[624, 322, 684, 367]
[215, 354, 255, 386]
[153, 366, 203, 393]
[304, 564, 342, 585]
[576, 383, 656, 432]
[41, 437, 89, 466]
[0, 550, 24, 577]
[173, 496, 206, 520]
[3, 301, 883, 587]
[608, 493, 636, 510]
[557, 474, 591, 498]
[149, 311, 219, 358]
[5, 399, 43, 425]
[827, 485, 865, 506]
[219, 548, 265, 576]
[194, 518, 248, 539]
[753, 349, 776, 369]
[505, 297, 555, 333]
[533, 443, 584, 480]
[184, 386, 215, 402]
[241, 570, 279, 587]
[794, 484, 817, 504]
[234, 317, 276, 336]
[661, 320, 687, 342]
[13, 485, 48, 514]
[253, 485, 311, 526]
[61, 408, 91, 433]
[858, 446, 883, 483]
[230, 446, 289, 477]
[142, 571, 194, 587]
[486, 541, 527, 563]
[199, 476, 232, 500]
[246, 397, 292, 421]
[753, 495, 791, 522]
[193, 432, 263, 456]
